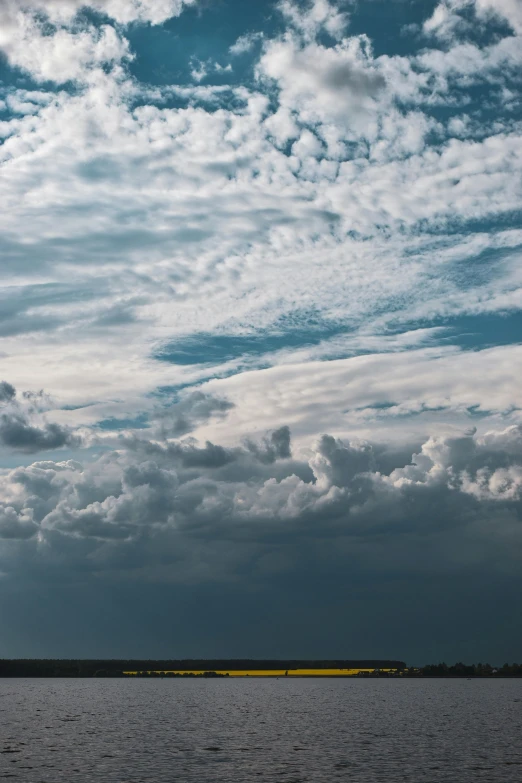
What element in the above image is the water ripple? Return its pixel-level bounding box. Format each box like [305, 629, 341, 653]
[1, 678, 521, 782]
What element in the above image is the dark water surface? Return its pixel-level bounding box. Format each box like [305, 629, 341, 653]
[1, 678, 521, 782]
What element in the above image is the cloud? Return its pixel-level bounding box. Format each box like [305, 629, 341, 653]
[474, 0, 522, 33]
[0, 381, 16, 402]
[0, 0, 196, 83]
[424, 0, 522, 39]
[196, 343, 522, 449]
[152, 391, 234, 438]
[423, 1, 472, 40]
[0, 0, 196, 27]
[278, 0, 351, 41]
[229, 32, 264, 56]
[384, 426, 522, 506]
[0, 15, 131, 83]
[0, 382, 81, 453]
[245, 425, 292, 463]
[0, 414, 80, 452]
[258, 34, 386, 137]
[0, 505, 37, 540]
[189, 58, 208, 83]
[0, 0, 520, 437]
[310, 433, 373, 488]
[0, 424, 520, 579]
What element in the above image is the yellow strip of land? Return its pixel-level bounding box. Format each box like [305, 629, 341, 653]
[123, 668, 400, 677]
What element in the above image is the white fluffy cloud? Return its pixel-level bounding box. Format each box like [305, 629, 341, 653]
[277, 0, 351, 41]
[474, 0, 522, 33]
[0, 0, 195, 83]
[0, 0, 195, 27]
[424, 0, 522, 38]
[0, 0, 521, 498]
[1, 19, 130, 83]
[258, 34, 387, 139]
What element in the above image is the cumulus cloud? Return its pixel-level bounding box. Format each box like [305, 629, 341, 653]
[474, 0, 522, 33]
[0, 414, 79, 452]
[2, 19, 130, 84]
[0, 0, 195, 27]
[424, 0, 522, 39]
[278, 0, 351, 41]
[0, 0, 195, 83]
[310, 434, 373, 489]
[258, 34, 386, 137]
[0, 382, 80, 453]
[0, 505, 37, 540]
[383, 426, 522, 508]
[245, 425, 292, 463]
[423, 1, 472, 40]
[0, 424, 520, 578]
[152, 392, 234, 439]
[0, 381, 16, 402]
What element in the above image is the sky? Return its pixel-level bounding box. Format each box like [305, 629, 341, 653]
[0, 0, 521, 664]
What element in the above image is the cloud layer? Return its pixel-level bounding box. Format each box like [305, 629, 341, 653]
[0, 0, 521, 658]
[2, 421, 521, 580]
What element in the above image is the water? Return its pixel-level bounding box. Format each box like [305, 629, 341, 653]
[1, 678, 521, 782]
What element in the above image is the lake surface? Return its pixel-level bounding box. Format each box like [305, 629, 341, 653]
[1, 678, 521, 782]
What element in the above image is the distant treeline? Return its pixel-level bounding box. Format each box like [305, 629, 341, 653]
[406, 662, 522, 678]
[0, 659, 405, 677]
[1, 659, 521, 678]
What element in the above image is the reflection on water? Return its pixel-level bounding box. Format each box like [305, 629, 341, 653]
[1, 678, 521, 781]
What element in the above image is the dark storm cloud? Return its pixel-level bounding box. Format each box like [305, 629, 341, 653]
[245, 425, 292, 463]
[0, 381, 16, 402]
[268, 425, 292, 459]
[0, 381, 81, 453]
[2, 422, 521, 549]
[0, 413, 80, 452]
[0, 506, 37, 540]
[1, 421, 521, 659]
[154, 391, 234, 438]
[164, 440, 237, 470]
[129, 423, 298, 478]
